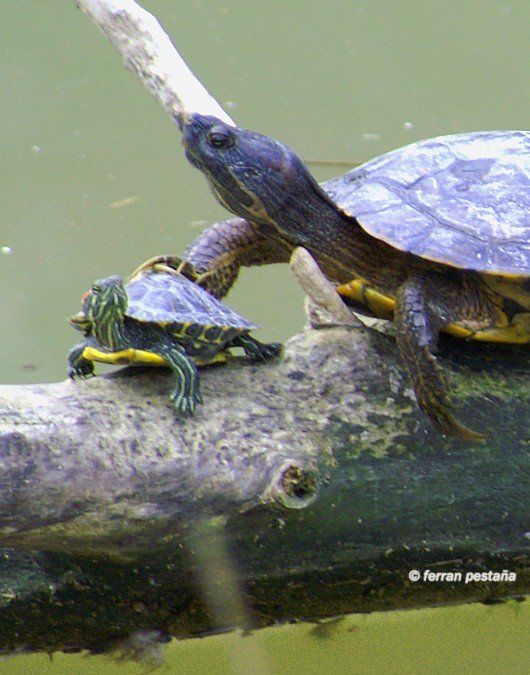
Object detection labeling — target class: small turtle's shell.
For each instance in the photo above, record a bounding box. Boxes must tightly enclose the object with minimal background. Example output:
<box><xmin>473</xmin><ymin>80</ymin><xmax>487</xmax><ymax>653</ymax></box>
<box><xmin>325</xmin><ymin>130</ymin><xmax>530</xmax><ymax>276</ymax></box>
<box><xmin>125</xmin><ymin>271</ymin><xmax>258</xmax><ymax>331</ymax></box>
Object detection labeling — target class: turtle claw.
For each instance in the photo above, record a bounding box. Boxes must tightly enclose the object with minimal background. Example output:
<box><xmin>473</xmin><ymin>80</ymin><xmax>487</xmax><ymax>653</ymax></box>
<box><xmin>68</xmin><ymin>362</ymin><xmax>95</xmax><ymax>380</ymax></box>
<box><xmin>129</xmin><ymin>255</ymin><xmax>199</xmax><ymax>282</ymax></box>
<box><xmin>169</xmin><ymin>386</ymin><xmax>203</xmax><ymax>416</ymax></box>
<box><xmin>428</xmin><ymin>403</ymin><xmax>486</xmax><ymax>443</ymax></box>
<box><xmin>67</xmin><ymin>343</ymin><xmax>95</xmax><ymax>380</ymax></box>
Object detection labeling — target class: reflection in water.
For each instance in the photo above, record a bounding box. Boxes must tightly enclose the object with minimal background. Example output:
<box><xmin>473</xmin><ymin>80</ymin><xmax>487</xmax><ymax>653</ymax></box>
<box><xmin>188</xmin><ymin>517</ymin><xmax>271</xmax><ymax>674</ymax></box>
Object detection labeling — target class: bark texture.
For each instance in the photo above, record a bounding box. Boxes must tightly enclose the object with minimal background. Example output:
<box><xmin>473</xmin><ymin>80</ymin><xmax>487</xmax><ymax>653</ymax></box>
<box><xmin>0</xmin><ymin>322</ymin><xmax>528</xmax><ymax>653</ymax></box>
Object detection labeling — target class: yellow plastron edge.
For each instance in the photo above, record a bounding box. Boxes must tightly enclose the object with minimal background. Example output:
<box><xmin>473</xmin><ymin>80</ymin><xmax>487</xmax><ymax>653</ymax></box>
<box><xmin>82</xmin><ymin>346</ymin><xmax>231</xmax><ymax>367</ymax></box>
<box><xmin>336</xmin><ymin>280</ymin><xmax>530</xmax><ymax>344</ymax></box>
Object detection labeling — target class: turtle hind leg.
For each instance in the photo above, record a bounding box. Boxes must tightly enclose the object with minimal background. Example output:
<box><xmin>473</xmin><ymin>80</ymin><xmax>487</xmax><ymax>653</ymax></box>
<box><xmin>395</xmin><ymin>276</ymin><xmax>485</xmax><ymax>442</ymax></box>
<box><xmin>232</xmin><ymin>334</ymin><xmax>283</xmax><ymax>362</ymax></box>
<box><xmin>158</xmin><ymin>344</ymin><xmax>203</xmax><ymax>416</ymax></box>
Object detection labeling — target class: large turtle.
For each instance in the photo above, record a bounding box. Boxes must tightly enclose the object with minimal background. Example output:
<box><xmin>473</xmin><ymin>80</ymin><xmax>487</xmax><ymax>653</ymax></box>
<box><xmin>68</xmin><ymin>269</ymin><xmax>282</xmax><ymax>415</ymax></box>
<box><xmin>175</xmin><ymin>114</ymin><xmax>529</xmax><ymax>439</ymax></box>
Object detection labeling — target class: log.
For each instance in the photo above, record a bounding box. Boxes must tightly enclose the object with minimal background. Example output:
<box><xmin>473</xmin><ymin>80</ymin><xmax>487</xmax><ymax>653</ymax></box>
<box><xmin>0</xmin><ymin>0</ymin><xmax>527</xmax><ymax>655</ymax></box>
<box><xmin>0</xmin><ymin>304</ymin><xmax>528</xmax><ymax>652</ymax></box>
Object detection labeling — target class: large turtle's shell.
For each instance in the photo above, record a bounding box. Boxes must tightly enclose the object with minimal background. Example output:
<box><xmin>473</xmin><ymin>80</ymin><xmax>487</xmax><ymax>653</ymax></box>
<box><xmin>324</xmin><ymin>130</ymin><xmax>530</xmax><ymax>276</ymax></box>
<box><xmin>125</xmin><ymin>271</ymin><xmax>257</xmax><ymax>331</ymax></box>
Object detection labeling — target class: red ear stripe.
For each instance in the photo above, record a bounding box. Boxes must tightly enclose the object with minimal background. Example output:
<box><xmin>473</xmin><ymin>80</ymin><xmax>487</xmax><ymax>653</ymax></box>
<box><xmin>81</xmin><ymin>290</ymin><xmax>92</xmax><ymax>303</ymax></box>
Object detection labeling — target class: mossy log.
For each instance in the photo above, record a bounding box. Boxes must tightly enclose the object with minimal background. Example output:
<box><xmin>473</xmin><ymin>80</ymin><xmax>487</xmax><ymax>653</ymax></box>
<box><xmin>0</xmin><ymin>316</ymin><xmax>528</xmax><ymax>653</ymax></box>
<box><xmin>0</xmin><ymin>0</ymin><xmax>526</xmax><ymax>656</ymax></box>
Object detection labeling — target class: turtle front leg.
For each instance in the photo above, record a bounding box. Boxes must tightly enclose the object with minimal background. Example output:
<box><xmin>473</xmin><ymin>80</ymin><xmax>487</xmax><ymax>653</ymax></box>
<box><xmin>231</xmin><ymin>335</ymin><xmax>283</xmax><ymax>362</ymax></box>
<box><xmin>67</xmin><ymin>340</ymin><xmax>95</xmax><ymax>379</ymax></box>
<box><xmin>132</xmin><ymin>218</ymin><xmax>291</xmax><ymax>299</ymax></box>
<box><xmin>183</xmin><ymin>218</ymin><xmax>292</xmax><ymax>298</ymax></box>
<box><xmin>394</xmin><ymin>276</ymin><xmax>485</xmax><ymax>442</ymax></box>
<box><xmin>158</xmin><ymin>344</ymin><xmax>203</xmax><ymax>416</ymax></box>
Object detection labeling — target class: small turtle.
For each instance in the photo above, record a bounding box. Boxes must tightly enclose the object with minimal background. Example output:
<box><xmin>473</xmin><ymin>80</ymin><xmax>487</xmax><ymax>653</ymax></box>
<box><xmin>68</xmin><ymin>270</ymin><xmax>281</xmax><ymax>415</ymax></box>
<box><xmin>179</xmin><ymin>114</ymin><xmax>530</xmax><ymax>440</ymax></box>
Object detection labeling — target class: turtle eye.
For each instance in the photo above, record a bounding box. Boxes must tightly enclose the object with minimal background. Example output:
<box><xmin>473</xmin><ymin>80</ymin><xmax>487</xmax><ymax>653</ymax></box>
<box><xmin>91</xmin><ymin>284</ymin><xmax>102</xmax><ymax>294</ymax></box>
<box><xmin>207</xmin><ymin>128</ymin><xmax>234</xmax><ymax>149</ymax></box>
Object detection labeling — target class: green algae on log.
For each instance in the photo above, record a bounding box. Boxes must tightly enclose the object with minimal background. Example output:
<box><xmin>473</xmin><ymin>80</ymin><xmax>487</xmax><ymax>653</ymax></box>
<box><xmin>0</xmin><ymin>317</ymin><xmax>528</xmax><ymax>653</ymax></box>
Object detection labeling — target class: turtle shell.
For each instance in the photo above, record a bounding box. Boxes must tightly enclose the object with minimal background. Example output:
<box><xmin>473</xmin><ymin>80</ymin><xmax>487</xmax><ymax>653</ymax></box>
<box><xmin>324</xmin><ymin>130</ymin><xmax>530</xmax><ymax>276</ymax></box>
<box><xmin>125</xmin><ymin>271</ymin><xmax>257</xmax><ymax>331</ymax></box>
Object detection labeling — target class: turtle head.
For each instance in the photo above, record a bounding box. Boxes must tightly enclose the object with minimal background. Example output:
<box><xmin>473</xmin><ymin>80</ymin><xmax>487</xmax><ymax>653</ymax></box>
<box><xmin>81</xmin><ymin>275</ymin><xmax>128</xmax><ymax>347</ymax></box>
<box><xmin>182</xmin><ymin>114</ymin><xmax>326</xmax><ymax>229</ymax></box>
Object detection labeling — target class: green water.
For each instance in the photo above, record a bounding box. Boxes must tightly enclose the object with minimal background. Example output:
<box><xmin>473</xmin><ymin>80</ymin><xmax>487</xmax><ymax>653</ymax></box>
<box><xmin>2</xmin><ymin>602</ymin><xmax>528</xmax><ymax>674</ymax></box>
<box><xmin>1</xmin><ymin>0</ymin><xmax>529</xmax><ymax>671</ymax></box>
<box><xmin>2</xmin><ymin>0</ymin><xmax>529</xmax><ymax>385</ymax></box>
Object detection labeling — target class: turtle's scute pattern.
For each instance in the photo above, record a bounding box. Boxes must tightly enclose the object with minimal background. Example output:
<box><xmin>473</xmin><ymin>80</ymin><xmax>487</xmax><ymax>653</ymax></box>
<box><xmin>178</xmin><ymin>115</ymin><xmax>530</xmax><ymax>438</ymax></box>
<box><xmin>68</xmin><ymin>270</ymin><xmax>282</xmax><ymax>417</ymax></box>
<box><xmin>126</xmin><ymin>271</ymin><xmax>258</xmax><ymax>330</ymax></box>
<box><xmin>326</xmin><ymin>130</ymin><xmax>530</xmax><ymax>275</ymax></box>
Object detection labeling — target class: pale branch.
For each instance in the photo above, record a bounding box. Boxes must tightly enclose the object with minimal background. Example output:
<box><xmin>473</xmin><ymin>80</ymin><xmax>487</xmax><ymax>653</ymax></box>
<box><xmin>75</xmin><ymin>0</ymin><xmax>235</xmax><ymax>125</ymax></box>
<box><xmin>291</xmin><ymin>247</ymin><xmax>364</xmax><ymax>328</ymax></box>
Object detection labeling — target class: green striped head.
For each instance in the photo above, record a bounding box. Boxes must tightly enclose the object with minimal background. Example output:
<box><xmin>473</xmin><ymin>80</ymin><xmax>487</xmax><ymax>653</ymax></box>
<box><xmin>83</xmin><ymin>275</ymin><xmax>128</xmax><ymax>349</ymax></box>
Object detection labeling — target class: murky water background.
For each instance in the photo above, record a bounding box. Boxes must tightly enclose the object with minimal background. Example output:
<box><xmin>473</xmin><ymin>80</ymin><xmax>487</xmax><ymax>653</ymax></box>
<box><xmin>1</xmin><ymin>1</ymin><xmax>528</xmax><ymax>672</ymax></box>
<box><xmin>2</xmin><ymin>0</ymin><xmax>529</xmax><ymax>385</ymax></box>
